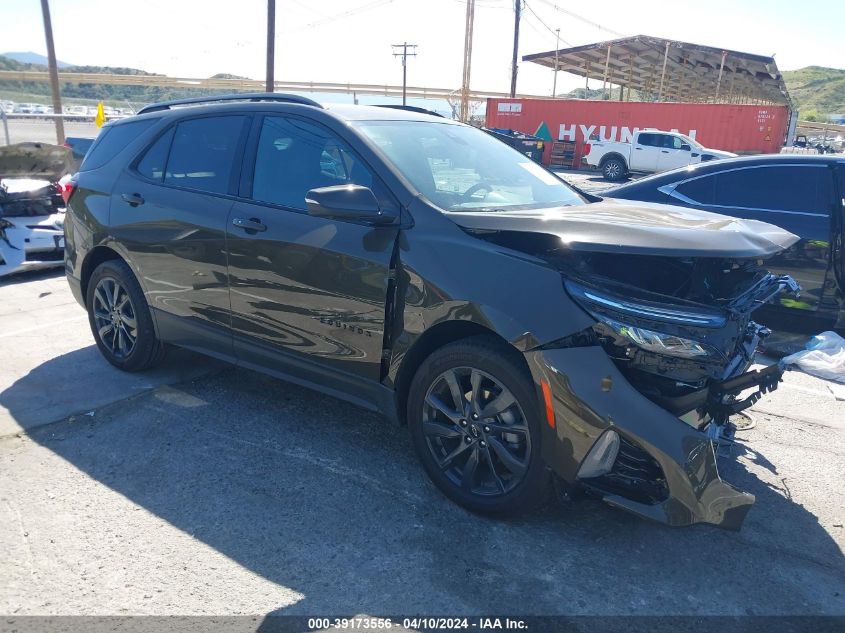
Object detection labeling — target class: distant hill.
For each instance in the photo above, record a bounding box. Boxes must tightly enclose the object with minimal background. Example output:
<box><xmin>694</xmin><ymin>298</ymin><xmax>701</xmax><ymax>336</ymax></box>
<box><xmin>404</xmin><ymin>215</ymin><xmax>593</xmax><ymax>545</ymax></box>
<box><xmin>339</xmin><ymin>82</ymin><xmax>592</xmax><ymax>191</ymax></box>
<box><xmin>782</xmin><ymin>66</ymin><xmax>845</xmax><ymax>116</ymax></box>
<box><xmin>1</xmin><ymin>54</ymin><xmax>843</xmax><ymax>118</ymax></box>
<box><xmin>2</xmin><ymin>51</ymin><xmax>72</xmax><ymax>68</ymax></box>
<box><xmin>0</xmin><ymin>55</ymin><xmax>240</xmax><ymax>105</ymax></box>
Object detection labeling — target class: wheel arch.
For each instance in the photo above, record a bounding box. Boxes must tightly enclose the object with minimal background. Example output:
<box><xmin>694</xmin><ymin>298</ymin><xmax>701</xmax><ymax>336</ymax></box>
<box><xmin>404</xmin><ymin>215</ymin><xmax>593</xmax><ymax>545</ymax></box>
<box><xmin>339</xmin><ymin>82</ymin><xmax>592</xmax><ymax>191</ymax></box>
<box><xmin>599</xmin><ymin>152</ymin><xmax>627</xmax><ymax>170</ymax></box>
<box><xmin>392</xmin><ymin>320</ymin><xmax>530</xmax><ymax>425</ymax></box>
<box><xmin>81</xmin><ymin>245</ymin><xmax>125</xmax><ymax>301</ymax></box>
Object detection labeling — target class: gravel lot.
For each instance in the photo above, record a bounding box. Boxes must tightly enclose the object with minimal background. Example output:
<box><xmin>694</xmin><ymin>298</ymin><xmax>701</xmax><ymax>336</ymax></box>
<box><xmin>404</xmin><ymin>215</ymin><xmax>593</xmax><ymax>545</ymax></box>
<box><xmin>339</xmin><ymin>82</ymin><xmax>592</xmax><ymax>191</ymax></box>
<box><xmin>0</xmin><ymin>269</ymin><xmax>843</xmax><ymax>618</ymax></box>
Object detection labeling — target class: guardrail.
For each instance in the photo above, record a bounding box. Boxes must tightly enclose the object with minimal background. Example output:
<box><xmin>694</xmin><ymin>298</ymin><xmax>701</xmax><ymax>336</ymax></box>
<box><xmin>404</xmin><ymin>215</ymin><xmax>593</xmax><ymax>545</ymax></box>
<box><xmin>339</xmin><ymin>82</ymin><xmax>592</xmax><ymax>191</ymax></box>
<box><xmin>0</xmin><ymin>69</ymin><xmax>544</xmax><ymax>101</ymax></box>
<box><xmin>0</xmin><ymin>113</ymin><xmax>130</xmax><ymax>121</ymax></box>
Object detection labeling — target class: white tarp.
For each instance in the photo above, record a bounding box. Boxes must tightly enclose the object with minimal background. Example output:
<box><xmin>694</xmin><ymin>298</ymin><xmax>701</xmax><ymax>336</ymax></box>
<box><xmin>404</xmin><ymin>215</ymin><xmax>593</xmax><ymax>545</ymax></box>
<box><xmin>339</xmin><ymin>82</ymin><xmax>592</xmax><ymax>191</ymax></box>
<box><xmin>782</xmin><ymin>331</ymin><xmax>845</xmax><ymax>399</ymax></box>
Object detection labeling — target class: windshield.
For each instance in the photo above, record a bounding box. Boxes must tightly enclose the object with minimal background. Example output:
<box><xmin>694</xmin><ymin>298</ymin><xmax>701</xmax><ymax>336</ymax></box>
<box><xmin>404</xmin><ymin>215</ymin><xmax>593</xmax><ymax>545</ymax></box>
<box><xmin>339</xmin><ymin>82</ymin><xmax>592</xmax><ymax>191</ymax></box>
<box><xmin>353</xmin><ymin>120</ymin><xmax>586</xmax><ymax>212</ymax></box>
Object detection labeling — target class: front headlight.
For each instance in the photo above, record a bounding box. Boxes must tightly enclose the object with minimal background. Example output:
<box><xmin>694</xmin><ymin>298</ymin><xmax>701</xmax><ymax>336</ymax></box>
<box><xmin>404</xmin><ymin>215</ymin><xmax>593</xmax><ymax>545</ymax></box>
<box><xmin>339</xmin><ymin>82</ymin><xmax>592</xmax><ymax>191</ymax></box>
<box><xmin>600</xmin><ymin>315</ymin><xmax>714</xmax><ymax>359</ymax></box>
<box><xmin>564</xmin><ymin>280</ymin><xmax>721</xmax><ymax>359</ymax></box>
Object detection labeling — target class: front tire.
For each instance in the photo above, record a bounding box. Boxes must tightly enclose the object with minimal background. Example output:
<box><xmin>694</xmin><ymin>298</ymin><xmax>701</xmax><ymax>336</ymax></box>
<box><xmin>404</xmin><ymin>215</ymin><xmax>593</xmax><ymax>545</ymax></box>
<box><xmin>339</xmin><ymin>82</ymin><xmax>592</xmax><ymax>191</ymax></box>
<box><xmin>86</xmin><ymin>259</ymin><xmax>166</xmax><ymax>372</ymax></box>
<box><xmin>602</xmin><ymin>156</ymin><xmax>627</xmax><ymax>181</ymax></box>
<box><xmin>408</xmin><ymin>336</ymin><xmax>552</xmax><ymax>515</ymax></box>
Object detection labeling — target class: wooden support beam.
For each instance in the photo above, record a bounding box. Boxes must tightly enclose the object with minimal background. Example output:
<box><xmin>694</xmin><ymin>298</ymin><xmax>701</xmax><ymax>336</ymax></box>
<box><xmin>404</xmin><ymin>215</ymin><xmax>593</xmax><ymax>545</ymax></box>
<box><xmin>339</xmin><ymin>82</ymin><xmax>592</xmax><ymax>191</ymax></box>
<box><xmin>602</xmin><ymin>45</ymin><xmax>612</xmax><ymax>99</ymax></box>
<box><xmin>657</xmin><ymin>41</ymin><xmax>669</xmax><ymax>100</ymax></box>
<box><xmin>715</xmin><ymin>51</ymin><xmax>727</xmax><ymax>100</ymax></box>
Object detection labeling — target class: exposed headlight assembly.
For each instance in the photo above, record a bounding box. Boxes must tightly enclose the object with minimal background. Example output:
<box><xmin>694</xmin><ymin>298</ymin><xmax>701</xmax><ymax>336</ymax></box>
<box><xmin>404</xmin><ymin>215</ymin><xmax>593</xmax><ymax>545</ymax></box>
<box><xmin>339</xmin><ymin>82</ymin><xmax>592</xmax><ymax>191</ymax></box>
<box><xmin>564</xmin><ymin>280</ymin><xmax>721</xmax><ymax>359</ymax></box>
<box><xmin>600</xmin><ymin>315</ymin><xmax>715</xmax><ymax>359</ymax></box>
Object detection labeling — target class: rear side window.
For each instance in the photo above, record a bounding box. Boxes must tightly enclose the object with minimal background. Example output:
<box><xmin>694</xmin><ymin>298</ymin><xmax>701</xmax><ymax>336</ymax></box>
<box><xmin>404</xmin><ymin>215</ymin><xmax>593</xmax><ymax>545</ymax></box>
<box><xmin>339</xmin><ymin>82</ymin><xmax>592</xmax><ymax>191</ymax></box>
<box><xmin>675</xmin><ymin>175</ymin><xmax>715</xmax><ymax>205</ymax></box>
<box><xmin>136</xmin><ymin>128</ymin><xmax>174</xmax><ymax>181</ymax></box>
<box><xmin>637</xmin><ymin>133</ymin><xmax>656</xmax><ymax>147</ymax></box>
<box><xmin>164</xmin><ymin>116</ymin><xmax>247</xmax><ymax>195</ymax></box>
<box><xmin>80</xmin><ymin>119</ymin><xmax>157</xmax><ymax>171</ymax></box>
<box><xmin>714</xmin><ymin>166</ymin><xmax>829</xmax><ymax>214</ymax></box>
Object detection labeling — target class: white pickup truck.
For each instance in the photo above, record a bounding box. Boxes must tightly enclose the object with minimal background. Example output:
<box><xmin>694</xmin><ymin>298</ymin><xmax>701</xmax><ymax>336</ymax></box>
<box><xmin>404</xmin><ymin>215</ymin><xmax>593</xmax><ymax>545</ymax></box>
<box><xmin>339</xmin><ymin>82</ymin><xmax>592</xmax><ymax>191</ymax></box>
<box><xmin>582</xmin><ymin>129</ymin><xmax>736</xmax><ymax>181</ymax></box>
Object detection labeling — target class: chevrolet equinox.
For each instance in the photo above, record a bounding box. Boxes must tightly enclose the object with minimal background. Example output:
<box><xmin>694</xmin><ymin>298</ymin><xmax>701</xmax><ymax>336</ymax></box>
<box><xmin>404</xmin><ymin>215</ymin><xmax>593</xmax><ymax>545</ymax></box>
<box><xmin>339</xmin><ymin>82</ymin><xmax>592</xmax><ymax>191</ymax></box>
<box><xmin>65</xmin><ymin>93</ymin><xmax>800</xmax><ymax>530</ymax></box>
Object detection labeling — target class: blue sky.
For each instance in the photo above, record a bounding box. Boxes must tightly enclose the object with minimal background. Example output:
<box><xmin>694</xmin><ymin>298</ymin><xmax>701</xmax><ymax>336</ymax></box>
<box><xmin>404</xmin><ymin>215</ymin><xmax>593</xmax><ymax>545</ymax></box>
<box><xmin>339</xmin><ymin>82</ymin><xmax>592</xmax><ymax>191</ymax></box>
<box><xmin>2</xmin><ymin>0</ymin><xmax>843</xmax><ymax>99</ymax></box>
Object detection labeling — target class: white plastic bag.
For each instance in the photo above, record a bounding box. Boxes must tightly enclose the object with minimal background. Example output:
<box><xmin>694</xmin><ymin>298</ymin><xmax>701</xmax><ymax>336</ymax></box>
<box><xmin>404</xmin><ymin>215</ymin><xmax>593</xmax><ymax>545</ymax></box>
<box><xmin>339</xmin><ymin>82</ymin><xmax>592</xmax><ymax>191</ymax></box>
<box><xmin>782</xmin><ymin>331</ymin><xmax>845</xmax><ymax>384</ymax></box>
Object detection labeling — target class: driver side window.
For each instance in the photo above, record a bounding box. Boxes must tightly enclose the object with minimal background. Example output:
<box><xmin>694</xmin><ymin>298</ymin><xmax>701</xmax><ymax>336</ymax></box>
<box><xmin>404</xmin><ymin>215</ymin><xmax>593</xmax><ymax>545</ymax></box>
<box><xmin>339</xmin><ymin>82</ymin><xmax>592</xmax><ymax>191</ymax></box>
<box><xmin>250</xmin><ymin>116</ymin><xmax>378</xmax><ymax>211</ymax></box>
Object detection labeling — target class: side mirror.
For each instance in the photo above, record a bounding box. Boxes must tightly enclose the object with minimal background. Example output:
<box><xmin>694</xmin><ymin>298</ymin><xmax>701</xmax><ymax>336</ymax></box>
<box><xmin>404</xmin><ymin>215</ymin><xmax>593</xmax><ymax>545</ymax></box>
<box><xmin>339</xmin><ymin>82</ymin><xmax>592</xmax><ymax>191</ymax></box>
<box><xmin>305</xmin><ymin>184</ymin><xmax>396</xmax><ymax>225</ymax></box>
<box><xmin>680</xmin><ymin>143</ymin><xmax>692</xmax><ymax>151</ymax></box>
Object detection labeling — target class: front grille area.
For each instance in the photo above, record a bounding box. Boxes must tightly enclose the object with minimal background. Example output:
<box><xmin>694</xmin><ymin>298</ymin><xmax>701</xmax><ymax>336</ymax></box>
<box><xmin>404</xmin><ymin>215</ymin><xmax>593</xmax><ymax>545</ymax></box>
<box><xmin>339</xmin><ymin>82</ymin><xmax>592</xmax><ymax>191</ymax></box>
<box><xmin>590</xmin><ymin>436</ymin><xmax>669</xmax><ymax>504</ymax></box>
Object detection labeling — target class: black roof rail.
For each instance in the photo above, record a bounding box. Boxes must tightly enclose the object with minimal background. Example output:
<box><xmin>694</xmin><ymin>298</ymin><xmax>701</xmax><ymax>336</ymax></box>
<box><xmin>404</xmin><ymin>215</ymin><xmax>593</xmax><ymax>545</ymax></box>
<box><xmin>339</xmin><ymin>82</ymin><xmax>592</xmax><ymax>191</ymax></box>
<box><xmin>137</xmin><ymin>92</ymin><xmax>322</xmax><ymax>115</ymax></box>
<box><xmin>373</xmin><ymin>104</ymin><xmax>445</xmax><ymax>118</ymax></box>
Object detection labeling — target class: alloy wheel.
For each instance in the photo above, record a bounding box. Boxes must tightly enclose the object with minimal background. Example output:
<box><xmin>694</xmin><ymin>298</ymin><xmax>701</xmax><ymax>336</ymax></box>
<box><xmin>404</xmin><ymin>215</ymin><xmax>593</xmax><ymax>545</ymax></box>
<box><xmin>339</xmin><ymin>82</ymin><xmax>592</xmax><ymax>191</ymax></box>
<box><xmin>422</xmin><ymin>367</ymin><xmax>531</xmax><ymax>496</ymax></box>
<box><xmin>92</xmin><ymin>277</ymin><xmax>138</xmax><ymax>359</ymax></box>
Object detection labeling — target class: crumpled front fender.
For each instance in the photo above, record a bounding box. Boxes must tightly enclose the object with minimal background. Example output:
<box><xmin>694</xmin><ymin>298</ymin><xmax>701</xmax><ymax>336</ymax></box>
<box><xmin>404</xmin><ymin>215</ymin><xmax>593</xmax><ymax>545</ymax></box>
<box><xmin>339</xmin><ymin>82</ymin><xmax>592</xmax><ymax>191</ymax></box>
<box><xmin>524</xmin><ymin>346</ymin><xmax>754</xmax><ymax>530</ymax></box>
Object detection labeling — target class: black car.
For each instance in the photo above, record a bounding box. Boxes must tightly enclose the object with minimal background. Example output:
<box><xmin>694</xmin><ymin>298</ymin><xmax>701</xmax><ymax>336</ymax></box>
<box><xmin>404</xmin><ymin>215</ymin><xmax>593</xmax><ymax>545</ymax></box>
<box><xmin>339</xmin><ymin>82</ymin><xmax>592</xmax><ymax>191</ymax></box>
<box><xmin>64</xmin><ymin>93</ymin><xmax>800</xmax><ymax>530</ymax></box>
<box><xmin>605</xmin><ymin>154</ymin><xmax>845</xmax><ymax>329</ymax></box>
<box><xmin>63</xmin><ymin>136</ymin><xmax>95</xmax><ymax>170</ymax></box>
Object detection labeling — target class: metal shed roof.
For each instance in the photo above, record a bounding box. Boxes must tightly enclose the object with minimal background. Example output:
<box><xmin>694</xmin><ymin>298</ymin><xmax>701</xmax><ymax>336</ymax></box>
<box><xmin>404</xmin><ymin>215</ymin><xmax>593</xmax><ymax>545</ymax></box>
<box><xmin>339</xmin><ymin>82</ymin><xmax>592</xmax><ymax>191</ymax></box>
<box><xmin>522</xmin><ymin>35</ymin><xmax>791</xmax><ymax>107</ymax></box>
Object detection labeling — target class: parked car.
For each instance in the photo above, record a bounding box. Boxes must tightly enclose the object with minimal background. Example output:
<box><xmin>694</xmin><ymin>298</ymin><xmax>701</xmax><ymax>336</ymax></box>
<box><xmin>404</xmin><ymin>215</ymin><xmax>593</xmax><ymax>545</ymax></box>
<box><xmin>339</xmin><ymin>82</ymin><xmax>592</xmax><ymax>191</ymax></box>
<box><xmin>64</xmin><ymin>105</ymin><xmax>89</xmax><ymax>118</ymax></box>
<box><xmin>12</xmin><ymin>103</ymin><xmax>38</xmax><ymax>114</ymax></box>
<box><xmin>63</xmin><ymin>136</ymin><xmax>95</xmax><ymax>170</ymax></box>
<box><xmin>483</xmin><ymin>127</ymin><xmax>544</xmax><ymax>163</ymax></box>
<box><xmin>605</xmin><ymin>154</ymin><xmax>845</xmax><ymax>329</ymax></box>
<box><xmin>64</xmin><ymin>93</ymin><xmax>800</xmax><ymax>530</ymax></box>
<box><xmin>0</xmin><ymin>143</ymin><xmax>72</xmax><ymax>277</ymax></box>
<box><xmin>583</xmin><ymin>129</ymin><xmax>736</xmax><ymax>181</ymax></box>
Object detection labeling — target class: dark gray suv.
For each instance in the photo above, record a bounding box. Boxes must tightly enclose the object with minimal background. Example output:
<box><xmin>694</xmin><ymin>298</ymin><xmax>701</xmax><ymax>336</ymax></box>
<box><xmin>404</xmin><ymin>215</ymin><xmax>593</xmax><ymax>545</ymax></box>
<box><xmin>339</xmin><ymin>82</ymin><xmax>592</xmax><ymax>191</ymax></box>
<box><xmin>64</xmin><ymin>93</ymin><xmax>800</xmax><ymax>530</ymax></box>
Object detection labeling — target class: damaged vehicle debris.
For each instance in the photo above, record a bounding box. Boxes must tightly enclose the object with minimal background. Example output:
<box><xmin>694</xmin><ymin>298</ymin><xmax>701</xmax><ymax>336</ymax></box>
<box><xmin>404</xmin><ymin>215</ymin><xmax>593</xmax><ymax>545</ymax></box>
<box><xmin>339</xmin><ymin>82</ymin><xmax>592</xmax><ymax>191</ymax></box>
<box><xmin>0</xmin><ymin>142</ymin><xmax>73</xmax><ymax>277</ymax></box>
<box><xmin>64</xmin><ymin>95</ymin><xmax>800</xmax><ymax>531</ymax></box>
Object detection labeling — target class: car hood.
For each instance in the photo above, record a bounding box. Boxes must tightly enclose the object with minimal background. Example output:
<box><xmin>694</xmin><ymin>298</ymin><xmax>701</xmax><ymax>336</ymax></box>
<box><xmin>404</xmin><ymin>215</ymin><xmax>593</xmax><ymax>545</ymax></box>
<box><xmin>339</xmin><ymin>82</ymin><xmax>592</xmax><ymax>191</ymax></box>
<box><xmin>701</xmin><ymin>148</ymin><xmax>737</xmax><ymax>158</ymax></box>
<box><xmin>449</xmin><ymin>198</ymin><xmax>799</xmax><ymax>258</ymax></box>
<box><xmin>0</xmin><ymin>142</ymin><xmax>74</xmax><ymax>181</ymax></box>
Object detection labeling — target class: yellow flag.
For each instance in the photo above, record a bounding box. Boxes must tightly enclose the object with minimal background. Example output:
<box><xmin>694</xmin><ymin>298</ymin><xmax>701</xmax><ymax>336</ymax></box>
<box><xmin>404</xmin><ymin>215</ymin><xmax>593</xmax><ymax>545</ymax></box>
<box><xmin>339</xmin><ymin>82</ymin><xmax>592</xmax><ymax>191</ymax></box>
<box><xmin>94</xmin><ymin>101</ymin><xmax>106</xmax><ymax>128</ymax></box>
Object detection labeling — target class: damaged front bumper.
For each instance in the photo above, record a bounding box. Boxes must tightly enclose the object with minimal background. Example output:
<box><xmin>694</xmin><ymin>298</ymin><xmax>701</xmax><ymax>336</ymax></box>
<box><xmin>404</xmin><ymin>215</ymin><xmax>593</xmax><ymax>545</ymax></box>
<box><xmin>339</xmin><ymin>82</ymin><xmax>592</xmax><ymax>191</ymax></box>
<box><xmin>525</xmin><ymin>346</ymin><xmax>783</xmax><ymax>530</ymax></box>
<box><xmin>0</xmin><ymin>214</ymin><xmax>65</xmax><ymax>277</ymax></box>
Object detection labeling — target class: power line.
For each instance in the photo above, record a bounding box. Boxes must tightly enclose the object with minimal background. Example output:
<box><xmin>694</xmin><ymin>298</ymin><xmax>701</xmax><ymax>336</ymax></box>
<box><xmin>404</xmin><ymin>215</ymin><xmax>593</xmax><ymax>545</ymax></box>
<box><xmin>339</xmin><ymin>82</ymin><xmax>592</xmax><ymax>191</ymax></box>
<box><xmin>534</xmin><ymin>0</ymin><xmax>624</xmax><ymax>37</ymax></box>
<box><xmin>392</xmin><ymin>42</ymin><xmax>417</xmax><ymax>106</ymax></box>
<box><xmin>522</xmin><ymin>1</ymin><xmax>571</xmax><ymax>46</ymax></box>
<box><xmin>520</xmin><ymin>12</ymin><xmax>555</xmax><ymax>44</ymax></box>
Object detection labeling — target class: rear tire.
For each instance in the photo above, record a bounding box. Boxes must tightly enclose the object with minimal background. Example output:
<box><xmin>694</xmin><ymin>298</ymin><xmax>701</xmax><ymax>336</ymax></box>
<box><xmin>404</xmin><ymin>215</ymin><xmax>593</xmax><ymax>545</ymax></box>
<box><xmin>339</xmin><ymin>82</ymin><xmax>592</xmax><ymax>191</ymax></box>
<box><xmin>602</xmin><ymin>156</ymin><xmax>627</xmax><ymax>181</ymax></box>
<box><xmin>408</xmin><ymin>336</ymin><xmax>552</xmax><ymax>515</ymax></box>
<box><xmin>86</xmin><ymin>259</ymin><xmax>166</xmax><ymax>372</ymax></box>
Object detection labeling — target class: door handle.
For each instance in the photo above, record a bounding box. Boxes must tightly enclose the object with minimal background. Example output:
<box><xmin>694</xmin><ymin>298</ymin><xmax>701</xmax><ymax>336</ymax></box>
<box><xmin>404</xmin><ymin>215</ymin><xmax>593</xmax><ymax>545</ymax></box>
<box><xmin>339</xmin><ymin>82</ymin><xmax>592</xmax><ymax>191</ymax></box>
<box><xmin>232</xmin><ymin>217</ymin><xmax>267</xmax><ymax>233</ymax></box>
<box><xmin>661</xmin><ymin>150</ymin><xmax>670</xmax><ymax>153</ymax></box>
<box><xmin>634</xmin><ymin>147</ymin><xmax>643</xmax><ymax>150</ymax></box>
<box><xmin>121</xmin><ymin>193</ymin><xmax>145</xmax><ymax>207</ymax></box>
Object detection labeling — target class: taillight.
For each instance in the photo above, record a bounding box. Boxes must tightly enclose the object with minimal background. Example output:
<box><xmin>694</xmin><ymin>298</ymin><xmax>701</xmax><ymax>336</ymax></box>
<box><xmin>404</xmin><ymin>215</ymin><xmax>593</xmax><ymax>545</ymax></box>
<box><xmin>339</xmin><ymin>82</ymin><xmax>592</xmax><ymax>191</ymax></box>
<box><xmin>58</xmin><ymin>175</ymin><xmax>77</xmax><ymax>205</ymax></box>
<box><xmin>584</xmin><ymin>143</ymin><xmax>591</xmax><ymax>155</ymax></box>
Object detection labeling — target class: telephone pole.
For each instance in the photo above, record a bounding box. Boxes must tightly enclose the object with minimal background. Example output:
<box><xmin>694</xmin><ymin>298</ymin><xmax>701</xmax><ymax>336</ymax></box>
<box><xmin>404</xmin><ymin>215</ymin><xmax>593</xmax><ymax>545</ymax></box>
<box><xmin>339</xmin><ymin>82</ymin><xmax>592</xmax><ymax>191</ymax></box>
<box><xmin>265</xmin><ymin>0</ymin><xmax>275</xmax><ymax>92</ymax></box>
<box><xmin>509</xmin><ymin>0</ymin><xmax>520</xmax><ymax>98</ymax></box>
<box><xmin>39</xmin><ymin>0</ymin><xmax>64</xmax><ymax>145</ymax></box>
<box><xmin>392</xmin><ymin>42</ymin><xmax>417</xmax><ymax>106</ymax></box>
<box><xmin>460</xmin><ymin>0</ymin><xmax>476</xmax><ymax>122</ymax></box>
<box><xmin>552</xmin><ymin>28</ymin><xmax>560</xmax><ymax>97</ymax></box>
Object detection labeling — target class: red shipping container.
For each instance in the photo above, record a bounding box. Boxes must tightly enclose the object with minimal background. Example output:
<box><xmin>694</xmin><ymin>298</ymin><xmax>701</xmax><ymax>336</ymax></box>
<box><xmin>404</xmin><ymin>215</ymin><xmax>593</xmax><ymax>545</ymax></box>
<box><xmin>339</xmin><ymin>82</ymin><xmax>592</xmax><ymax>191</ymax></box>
<box><xmin>486</xmin><ymin>99</ymin><xmax>789</xmax><ymax>167</ymax></box>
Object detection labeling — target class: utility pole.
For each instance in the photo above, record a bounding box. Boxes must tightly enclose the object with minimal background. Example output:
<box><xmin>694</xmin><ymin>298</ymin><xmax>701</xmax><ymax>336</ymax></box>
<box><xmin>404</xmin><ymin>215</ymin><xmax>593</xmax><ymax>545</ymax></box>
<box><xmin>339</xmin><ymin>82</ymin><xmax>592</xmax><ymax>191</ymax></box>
<box><xmin>392</xmin><ymin>42</ymin><xmax>417</xmax><ymax>106</ymax></box>
<box><xmin>552</xmin><ymin>28</ymin><xmax>560</xmax><ymax>97</ymax></box>
<box><xmin>460</xmin><ymin>0</ymin><xmax>476</xmax><ymax>122</ymax></box>
<box><xmin>509</xmin><ymin>0</ymin><xmax>520</xmax><ymax>98</ymax></box>
<box><xmin>265</xmin><ymin>0</ymin><xmax>275</xmax><ymax>92</ymax></box>
<box><xmin>39</xmin><ymin>0</ymin><xmax>64</xmax><ymax>145</ymax></box>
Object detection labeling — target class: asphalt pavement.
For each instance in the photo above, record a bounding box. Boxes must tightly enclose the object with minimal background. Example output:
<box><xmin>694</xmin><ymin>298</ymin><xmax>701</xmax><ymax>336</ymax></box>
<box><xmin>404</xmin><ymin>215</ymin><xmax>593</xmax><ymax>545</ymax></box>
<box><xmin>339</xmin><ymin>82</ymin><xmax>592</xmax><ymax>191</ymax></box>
<box><xmin>0</xmin><ymin>269</ymin><xmax>843</xmax><ymax>617</ymax></box>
